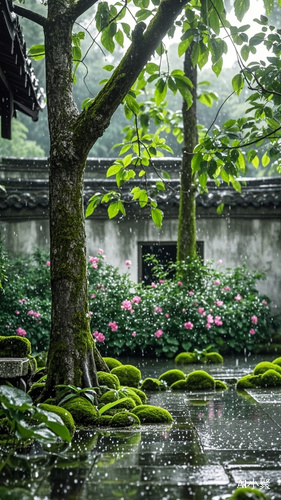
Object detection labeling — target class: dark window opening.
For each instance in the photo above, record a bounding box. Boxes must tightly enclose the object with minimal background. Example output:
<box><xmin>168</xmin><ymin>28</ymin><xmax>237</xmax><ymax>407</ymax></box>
<box><xmin>138</xmin><ymin>241</ymin><xmax>204</xmax><ymax>285</ymax></box>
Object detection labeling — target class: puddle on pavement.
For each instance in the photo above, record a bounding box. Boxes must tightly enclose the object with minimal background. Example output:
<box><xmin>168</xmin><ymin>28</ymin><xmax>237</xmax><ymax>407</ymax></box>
<box><xmin>1</xmin><ymin>355</ymin><xmax>281</xmax><ymax>499</ymax></box>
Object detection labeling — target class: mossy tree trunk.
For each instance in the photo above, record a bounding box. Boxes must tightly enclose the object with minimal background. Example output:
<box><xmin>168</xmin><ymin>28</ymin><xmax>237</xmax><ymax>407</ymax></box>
<box><xmin>14</xmin><ymin>0</ymin><xmax>189</xmax><ymax>396</ymax></box>
<box><xmin>177</xmin><ymin>43</ymin><xmax>198</xmax><ymax>262</ymax></box>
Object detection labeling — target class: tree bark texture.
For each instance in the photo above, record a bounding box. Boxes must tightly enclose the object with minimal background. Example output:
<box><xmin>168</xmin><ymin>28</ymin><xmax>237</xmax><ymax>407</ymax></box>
<box><xmin>177</xmin><ymin>43</ymin><xmax>198</xmax><ymax>262</ymax></box>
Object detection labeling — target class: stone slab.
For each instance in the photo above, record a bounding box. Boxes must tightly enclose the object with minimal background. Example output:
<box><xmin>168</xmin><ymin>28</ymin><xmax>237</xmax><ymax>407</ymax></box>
<box><xmin>0</xmin><ymin>357</ymin><xmax>29</xmax><ymax>377</ymax></box>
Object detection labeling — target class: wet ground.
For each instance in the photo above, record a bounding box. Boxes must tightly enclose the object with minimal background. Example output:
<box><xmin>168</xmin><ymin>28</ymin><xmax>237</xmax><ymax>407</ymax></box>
<box><xmin>1</xmin><ymin>355</ymin><xmax>281</xmax><ymax>499</ymax></box>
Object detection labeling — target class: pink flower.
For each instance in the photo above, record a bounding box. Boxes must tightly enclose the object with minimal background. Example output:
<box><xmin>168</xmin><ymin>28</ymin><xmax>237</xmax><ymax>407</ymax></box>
<box><xmin>214</xmin><ymin>316</ymin><xmax>223</xmax><ymax>326</ymax></box>
<box><xmin>214</xmin><ymin>300</ymin><xmax>223</xmax><ymax>307</ymax></box>
<box><xmin>207</xmin><ymin>314</ymin><xmax>214</xmax><ymax>324</ymax></box>
<box><xmin>251</xmin><ymin>315</ymin><xmax>258</xmax><ymax>325</ymax></box>
<box><xmin>89</xmin><ymin>256</ymin><xmax>99</xmax><ymax>263</ymax></box>
<box><xmin>151</xmin><ymin>283</ymin><xmax>156</xmax><ymax>288</ymax></box>
<box><xmin>154</xmin><ymin>306</ymin><xmax>162</xmax><ymax>313</ymax></box>
<box><xmin>91</xmin><ymin>294</ymin><xmax>96</xmax><ymax>299</ymax></box>
<box><xmin>262</xmin><ymin>300</ymin><xmax>268</xmax><ymax>306</ymax></box>
<box><xmin>86</xmin><ymin>311</ymin><xmax>93</xmax><ymax>318</ymax></box>
<box><xmin>178</xmin><ymin>281</ymin><xmax>183</xmax><ymax>286</ymax></box>
<box><xmin>109</xmin><ymin>321</ymin><xmax>118</xmax><ymax>331</ymax></box>
<box><xmin>96</xmin><ymin>333</ymin><xmax>105</xmax><ymax>342</ymax></box>
<box><xmin>194</xmin><ymin>302</ymin><xmax>198</xmax><ymax>306</ymax></box>
<box><xmin>27</xmin><ymin>310</ymin><xmax>34</xmax><ymax>316</ymax></box>
<box><xmin>198</xmin><ymin>307</ymin><xmax>205</xmax><ymax>315</ymax></box>
<box><xmin>165</xmin><ymin>313</ymin><xmax>170</xmax><ymax>318</ymax></box>
<box><xmin>125</xmin><ymin>260</ymin><xmax>131</xmax><ymax>266</ymax></box>
<box><xmin>188</xmin><ymin>290</ymin><xmax>194</xmax><ymax>295</ymax></box>
<box><xmin>93</xmin><ymin>330</ymin><xmax>99</xmax><ymax>338</ymax></box>
<box><xmin>46</xmin><ymin>260</ymin><xmax>50</xmax><ymax>266</ymax></box>
<box><xmin>132</xmin><ymin>296</ymin><xmax>141</xmax><ymax>304</ymax></box>
<box><xmin>33</xmin><ymin>312</ymin><xmax>41</xmax><ymax>319</ymax></box>
<box><xmin>132</xmin><ymin>331</ymin><xmax>137</xmax><ymax>337</ymax></box>
<box><xmin>98</xmin><ymin>249</ymin><xmax>104</xmax><ymax>255</ymax></box>
<box><xmin>159</xmin><ymin>279</ymin><xmax>164</xmax><ymax>284</ymax></box>
<box><xmin>249</xmin><ymin>328</ymin><xmax>255</xmax><ymax>335</ymax></box>
<box><xmin>91</xmin><ymin>262</ymin><xmax>98</xmax><ymax>269</ymax></box>
<box><xmin>205</xmin><ymin>323</ymin><xmax>212</xmax><ymax>329</ymax></box>
<box><xmin>223</xmin><ymin>286</ymin><xmax>230</xmax><ymax>291</ymax></box>
<box><xmin>217</xmin><ymin>259</ymin><xmax>223</xmax><ymax>264</ymax></box>
<box><xmin>235</xmin><ymin>294</ymin><xmax>242</xmax><ymax>302</ymax></box>
<box><xmin>184</xmin><ymin>321</ymin><xmax>193</xmax><ymax>330</ymax></box>
<box><xmin>154</xmin><ymin>329</ymin><xmax>163</xmax><ymax>338</ymax></box>
<box><xmin>15</xmin><ymin>310</ymin><xmax>20</xmax><ymax>315</ymax></box>
<box><xmin>18</xmin><ymin>298</ymin><xmax>26</xmax><ymax>304</ymax></box>
<box><xmin>121</xmin><ymin>300</ymin><xmax>133</xmax><ymax>311</ymax></box>
<box><xmin>16</xmin><ymin>327</ymin><xmax>27</xmax><ymax>337</ymax></box>
<box><xmin>214</xmin><ymin>279</ymin><xmax>220</xmax><ymax>285</ymax></box>
<box><xmin>182</xmin><ymin>308</ymin><xmax>186</xmax><ymax>313</ymax></box>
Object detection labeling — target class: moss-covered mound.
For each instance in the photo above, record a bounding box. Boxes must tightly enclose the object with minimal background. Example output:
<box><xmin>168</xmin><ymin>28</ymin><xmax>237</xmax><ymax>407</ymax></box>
<box><xmin>0</xmin><ymin>335</ymin><xmax>31</xmax><ymax>358</ymax></box>
<box><xmin>158</xmin><ymin>369</ymin><xmax>186</xmax><ymax>387</ymax></box>
<box><xmin>99</xmin><ymin>397</ymin><xmax>136</xmax><ymax>415</ymax></box>
<box><xmin>227</xmin><ymin>486</ymin><xmax>270</xmax><ymax>499</ymax></box>
<box><xmin>98</xmin><ymin>415</ymin><xmax>113</xmax><ymax>427</ymax></box>
<box><xmin>27</xmin><ymin>382</ymin><xmax>45</xmax><ymax>401</ymax></box>
<box><xmin>272</xmin><ymin>356</ymin><xmax>281</xmax><ymax>366</ymax></box>
<box><xmin>253</xmin><ymin>361</ymin><xmax>281</xmax><ymax>375</ymax></box>
<box><xmin>111</xmin><ymin>412</ymin><xmax>140</xmax><ymax>427</ymax></box>
<box><xmin>102</xmin><ymin>357</ymin><xmax>122</xmax><ymax>370</ymax></box>
<box><xmin>204</xmin><ymin>352</ymin><xmax>224</xmax><ymax>364</ymax></box>
<box><xmin>214</xmin><ymin>379</ymin><xmax>228</xmax><ymax>391</ymax></box>
<box><xmin>174</xmin><ymin>352</ymin><xmax>197</xmax><ymax>365</ymax></box>
<box><xmin>39</xmin><ymin>403</ymin><xmax>76</xmax><ymax>436</ymax></box>
<box><xmin>185</xmin><ymin>370</ymin><xmax>215</xmax><ymax>391</ymax></box>
<box><xmin>260</xmin><ymin>369</ymin><xmax>281</xmax><ymax>387</ymax></box>
<box><xmin>236</xmin><ymin>374</ymin><xmax>262</xmax><ymax>390</ymax></box>
<box><xmin>132</xmin><ymin>404</ymin><xmax>173</xmax><ymax>424</ymax></box>
<box><xmin>127</xmin><ymin>387</ymin><xmax>147</xmax><ymax>404</ymax></box>
<box><xmin>99</xmin><ymin>389</ymin><xmax>141</xmax><ymax>406</ymax></box>
<box><xmin>140</xmin><ymin>377</ymin><xmax>163</xmax><ymax>391</ymax></box>
<box><xmin>111</xmin><ymin>365</ymin><xmax>141</xmax><ymax>388</ymax></box>
<box><xmin>170</xmin><ymin>379</ymin><xmax>189</xmax><ymax>390</ymax></box>
<box><xmin>62</xmin><ymin>397</ymin><xmax>99</xmax><ymax>427</ymax></box>
<box><xmin>97</xmin><ymin>371</ymin><xmax>120</xmax><ymax>390</ymax></box>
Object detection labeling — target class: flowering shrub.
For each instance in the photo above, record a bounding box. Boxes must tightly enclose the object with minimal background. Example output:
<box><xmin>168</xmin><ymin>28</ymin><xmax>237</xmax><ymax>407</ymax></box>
<box><xmin>0</xmin><ymin>241</ymin><xmax>278</xmax><ymax>357</ymax></box>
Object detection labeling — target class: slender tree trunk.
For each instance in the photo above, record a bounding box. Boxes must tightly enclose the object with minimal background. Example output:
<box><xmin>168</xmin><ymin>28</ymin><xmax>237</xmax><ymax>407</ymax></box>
<box><xmin>177</xmin><ymin>43</ymin><xmax>198</xmax><ymax>262</ymax></box>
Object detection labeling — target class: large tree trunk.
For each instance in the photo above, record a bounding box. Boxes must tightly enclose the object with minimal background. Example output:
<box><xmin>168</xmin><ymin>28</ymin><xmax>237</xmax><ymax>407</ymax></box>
<box><xmin>177</xmin><ymin>43</ymin><xmax>198</xmax><ymax>262</ymax></box>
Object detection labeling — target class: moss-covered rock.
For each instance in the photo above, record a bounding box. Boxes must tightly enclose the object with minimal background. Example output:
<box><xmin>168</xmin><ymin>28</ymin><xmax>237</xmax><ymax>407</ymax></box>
<box><xmin>253</xmin><ymin>361</ymin><xmax>281</xmax><ymax>375</ymax></box>
<box><xmin>140</xmin><ymin>377</ymin><xmax>162</xmax><ymax>391</ymax></box>
<box><xmin>174</xmin><ymin>352</ymin><xmax>197</xmax><ymax>365</ymax></box>
<box><xmin>272</xmin><ymin>356</ymin><xmax>281</xmax><ymax>366</ymax></box>
<box><xmin>204</xmin><ymin>352</ymin><xmax>224</xmax><ymax>364</ymax></box>
<box><xmin>0</xmin><ymin>335</ymin><xmax>31</xmax><ymax>358</ymax></box>
<box><xmin>170</xmin><ymin>379</ymin><xmax>189</xmax><ymax>390</ymax></box>
<box><xmin>111</xmin><ymin>412</ymin><xmax>140</xmax><ymax>427</ymax></box>
<box><xmin>27</xmin><ymin>382</ymin><xmax>45</xmax><ymax>401</ymax></box>
<box><xmin>132</xmin><ymin>404</ymin><xmax>173</xmax><ymax>424</ymax></box>
<box><xmin>214</xmin><ymin>379</ymin><xmax>228</xmax><ymax>391</ymax></box>
<box><xmin>127</xmin><ymin>387</ymin><xmax>147</xmax><ymax>404</ymax></box>
<box><xmin>185</xmin><ymin>370</ymin><xmax>215</xmax><ymax>391</ymax></box>
<box><xmin>98</xmin><ymin>415</ymin><xmax>113</xmax><ymax>426</ymax></box>
<box><xmin>99</xmin><ymin>397</ymin><xmax>136</xmax><ymax>415</ymax></box>
<box><xmin>39</xmin><ymin>403</ymin><xmax>76</xmax><ymax>437</ymax></box>
<box><xmin>158</xmin><ymin>369</ymin><xmax>186</xmax><ymax>387</ymax></box>
<box><xmin>260</xmin><ymin>369</ymin><xmax>281</xmax><ymax>388</ymax></box>
<box><xmin>227</xmin><ymin>486</ymin><xmax>270</xmax><ymax>499</ymax></box>
<box><xmin>62</xmin><ymin>397</ymin><xmax>99</xmax><ymax>427</ymax></box>
<box><xmin>97</xmin><ymin>371</ymin><xmax>120</xmax><ymax>390</ymax></box>
<box><xmin>103</xmin><ymin>357</ymin><xmax>122</xmax><ymax>370</ymax></box>
<box><xmin>111</xmin><ymin>365</ymin><xmax>141</xmax><ymax>388</ymax></box>
<box><xmin>236</xmin><ymin>374</ymin><xmax>262</xmax><ymax>390</ymax></box>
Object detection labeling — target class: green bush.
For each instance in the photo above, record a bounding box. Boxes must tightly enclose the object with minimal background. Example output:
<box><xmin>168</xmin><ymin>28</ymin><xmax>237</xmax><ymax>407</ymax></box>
<box><xmin>0</xmin><ymin>246</ymin><xmax>278</xmax><ymax>357</ymax></box>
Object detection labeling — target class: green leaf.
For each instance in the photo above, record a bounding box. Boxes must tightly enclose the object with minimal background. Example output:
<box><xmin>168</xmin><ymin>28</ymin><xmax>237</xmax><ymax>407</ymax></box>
<box><xmin>252</xmin><ymin>155</ymin><xmax>259</xmax><ymax>168</ymax></box>
<box><xmin>178</xmin><ymin>36</ymin><xmax>192</xmax><ymax>57</ymax></box>
<box><xmin>108</xmin><ymin>202</ymin><xmax>120</xmax><ymax>219</ymax></box>
<box><xmin>217</xmin><ymin>202</ymin><xmax>224</xmax><ymax>215</ymax></box>
<box><xmin>85</xmin><ymin>193</ymin><xmax>102</xmax><ymax>217</ymax></box>
<box><xmin>36</xmin><ymin>410</ymin><xmax>71</xmax><ymax>442</ymax></box>
<box><xmin>125</xmin><ymin>95</ymin><xmax>140</xmax><ymax>115</ymax></box>
<box><xmin>151</xmin><ymin>208</ymin><xmax>163</xmax><ymax>228</ymax></box>
<box><xmin>101</xmin><ymin>24</ymin><xmax>116</xmax><ymax>53</ymax></box>
<box><xmin>232</xmin><ymin>73</ymin><xmax>244</xmax><ymax>95</ymax></box>
<box><xmin>234</xmin><ymin>0</ymin><xmax>250</xmax><ymax>21</ymax></box>
<box><xmin>155</xmin><ymin>78</ymin><xmax>167</xmax><ymax>106</ymax></box>
<box><xmin>241</xmin><ymin>44</ymin><xmax>250</xmax><ymax>61</ymax></box>
<box><xmin>28</xmin><ymin>44</ymin><xmax>45</xmax><ymax>60</ymax></box>
<box><xmin>107</xmin><ymin>164</ymin><xmax>123</xmax><ymax>177</ymax></box>
<box><xmin>262</xmin><ymin>152</ymin><xmax>270</xmax><ymax>167</ymax></box>
<box><xmin>115</xmin><ymin>29</ymin><xmax>124</xmax><ymax>47</ymax></box>
<box><xmin>103</xmin><ymin>64</ymin><xmax>114</xmax><ymax>71</ymax></box>
<box><xmin>98</xmin><ymin>397</ymin><xmax>129</xmax><ymax>416</ymax></box>
<box><xmin>156</xmin><ymin>181</ymin><xmax>165</xmax><ymax>191</ymax></box>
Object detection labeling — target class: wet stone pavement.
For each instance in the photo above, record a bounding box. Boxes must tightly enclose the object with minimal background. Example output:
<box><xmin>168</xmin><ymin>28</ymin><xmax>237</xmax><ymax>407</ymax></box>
<box><xmin>2</xmin><ymin>355</ymin><xmax>281</xmax><ymax>499</ymax></box>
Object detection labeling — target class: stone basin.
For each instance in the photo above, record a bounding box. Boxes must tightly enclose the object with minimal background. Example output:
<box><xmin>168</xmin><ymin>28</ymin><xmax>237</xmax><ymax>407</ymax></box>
<box><xmin>0</xmin><ymin>357</ymin><xmax>29</xmax><ymax>378</ymax></box>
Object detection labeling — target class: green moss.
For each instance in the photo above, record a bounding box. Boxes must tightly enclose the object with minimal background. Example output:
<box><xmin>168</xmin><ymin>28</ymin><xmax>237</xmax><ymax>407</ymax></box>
<box><xmin>227</xmin><ymin>486</ymin><xmax>270</xmax><ymax>499</ymax></box>
<box><xmin>0</xmin><ymin>336</ymin><xmax>31</xmax><ymax>358</ymax></box>
<box><xmin>111</xmin><ymin>412</ymin><xmax>140</xmax><ymax>427</ymax></box>
<box><xmin>132</xmin><ymin>404</ymin><xmax>173</xmax><ymax>424</ymax></box>
<box><xmin>260</xmin><ymin>369</ymin><xmax>281</xmax><ymax>388</ymax></box>
<box><xmin>103</xmin><ymin>357</ymin><xmax>122</xmax><ymax>370</ymax></box>
<box><xmin>185</xmin><ymin>370</ymin><xmax>215</xmax><ymax>391</ymax></box>
<box><xmin>98</xmin><ymin>415</ymin><xmax>113</xmax><ymax>426</ymax></box>
<box><xmin>214</xmin><ymin>379</ymin><xmax>228</xmax><ymax>391</ymax></box>
<box><xmin>100</xmin><ymin>397</ymin><xmax>136</xmax><ymax>414</ymax></box>
<box><xmin>99</xmin><ymin>390</ymin><xmax>119</xmax><ymax>404</ymax></box>
<box><xmin>158</xmin><ymin>369</ymin><xmax>186</xmax><ymax>387</ymax></box>
<box><xmin>204</xmin><ymin>352</ymin><xmax>224</xmax><ymax>364</ymax></box>
<box><xmin>39</xmin><ymin>403</ymin><xmax>76</xmax><ymax>436</ymax></box>
<box><xmin>97</xmin><ymin>371</ymin><xmax>120</xmax><ymax>390</ymax></box>
<box><xmin>62</xmin><ymin>397</ymin><xmax>99</xmax><ymax>427</ymax></box>
<box><xmin>174</xmin><ymin>352</ymin><xmax>197</xmax><ymax>365</ymax></box>
<box><xmin>140</xmin><ymin>377</ymin><xmax>162</xmax><ymax>391</ymax></box>
<box><xmin>28</xmin><ymin>356</ymin><xmax>37</xmax><ymax>375</ymax></box>
<box><xmin>27</xmin><ymin>383</ymin><xmax>45</xmax><ymax>401</ymax></box>
<box><xmin>272</xmin><ymin>356</ymin><xmax>281</xmax><ymax>366</ymax></box>
<box><xmin>253</xmin><ymin>361</ymin><xmax>281</xmax><ymax>375</ymax></box>
<box><xmin>127</xmin><ymin>387</ymin><xmax>147</xmax><ymax>404</ymax></box>
<box><xmin>111</xmin><ymin>365</ymin><xmax>141</xmax><ymax>388</ymax></box>
<box><xmin>236</xmin><ymin>374</ymin><xmax>262</xmax><ymax>390</ymax></box>
<box><xmin>170</xmin><ymin>379</ymin><xmax>189</xmax><ymax>390</ymax></box>
<box><xmin>122</xmin><ymin>389</ymin><xmax>142</xmax><ymax>406</ymax></box>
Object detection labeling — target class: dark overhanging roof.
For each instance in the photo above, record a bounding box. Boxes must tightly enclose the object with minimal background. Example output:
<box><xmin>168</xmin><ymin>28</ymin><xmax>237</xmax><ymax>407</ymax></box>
<box><xmin>0</xmin><ymin>0</ymin><xmax>45</xmax><ymax>139</ymax></box>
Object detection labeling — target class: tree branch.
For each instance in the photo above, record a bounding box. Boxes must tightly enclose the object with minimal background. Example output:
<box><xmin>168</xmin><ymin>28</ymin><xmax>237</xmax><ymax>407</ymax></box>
<box><xmin>74</xmin><ymin>0</ymin><xmax>190</xmax><ymax>151</ymax></box>
<box><xmin>70</xmin><ymin>0</ymin><xmax>100</xmax><ymax>21</ymax></box>
<box><xmin>13</xmin><ymin>4</ymin><xmax>46</xmax><ymax>27</ymax></box>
